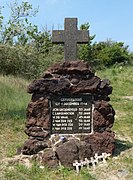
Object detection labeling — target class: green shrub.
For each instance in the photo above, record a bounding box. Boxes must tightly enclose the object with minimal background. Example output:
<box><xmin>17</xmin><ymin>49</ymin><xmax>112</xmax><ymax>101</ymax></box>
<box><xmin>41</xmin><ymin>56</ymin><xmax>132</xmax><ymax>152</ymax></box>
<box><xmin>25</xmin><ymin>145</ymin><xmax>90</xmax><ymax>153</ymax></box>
<box><xmin>0</xmin><ymin>44</ymin><xmax>63</xmax><ymax>79</ymax></box>
<box><xmin>91</xmin><ymin>40</ymin><xmax>132</xmax><ymax>68</ymax></box>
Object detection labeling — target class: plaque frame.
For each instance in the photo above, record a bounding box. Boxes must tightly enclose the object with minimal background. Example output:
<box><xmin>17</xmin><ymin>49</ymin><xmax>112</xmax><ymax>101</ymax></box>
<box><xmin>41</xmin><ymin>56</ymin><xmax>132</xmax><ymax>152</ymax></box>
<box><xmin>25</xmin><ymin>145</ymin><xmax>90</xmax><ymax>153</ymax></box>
<box><xmin>49</xmin><ymin>94</ymin><xmax>94</xmax><ymax>135</ymax></box>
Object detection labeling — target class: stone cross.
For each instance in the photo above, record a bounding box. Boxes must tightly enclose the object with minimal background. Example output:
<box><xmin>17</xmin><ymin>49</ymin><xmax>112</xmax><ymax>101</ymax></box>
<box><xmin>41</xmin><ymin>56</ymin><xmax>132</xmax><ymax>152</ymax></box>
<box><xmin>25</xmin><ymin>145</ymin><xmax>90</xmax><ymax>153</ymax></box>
<box><xmin>52</xmin><ymin>18</ymin><xmax>89</xmax><ymax>61</ymax></box>
<box><xmin>73</xmin><ymin>160</ymin><xmax>81</xmax><ymax>173</ymax></box>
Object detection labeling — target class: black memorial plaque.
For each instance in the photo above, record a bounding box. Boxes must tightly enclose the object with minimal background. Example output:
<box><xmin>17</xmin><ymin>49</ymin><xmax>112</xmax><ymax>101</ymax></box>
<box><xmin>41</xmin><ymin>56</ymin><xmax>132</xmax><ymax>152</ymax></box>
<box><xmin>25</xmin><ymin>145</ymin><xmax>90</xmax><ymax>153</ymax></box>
<box><xmin>50</xmin><ymin>94</ymin><xmax>93</xmax><ymax>134</ymax></box>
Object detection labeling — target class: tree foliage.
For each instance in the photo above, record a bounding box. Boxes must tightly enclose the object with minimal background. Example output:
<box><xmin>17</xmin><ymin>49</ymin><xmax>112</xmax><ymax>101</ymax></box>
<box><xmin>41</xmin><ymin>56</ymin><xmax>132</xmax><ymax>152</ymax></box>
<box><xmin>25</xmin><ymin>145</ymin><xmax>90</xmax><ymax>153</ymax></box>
<box><xmin>78</xmin><ymin>22</ymin><xmax>132</xmax><ymax>68</ymax></box>
<box><xmin>0</xmin><ymin>1</ymin><xmax>52</xmax><ymax>53</ymax></box>
<box><xmin>0</xmin><ymin>1</ymin><xmax>132</xmax><ymax>79</ymax></box>
<box><xmin>91</xmin><ymin>40</ymin><xmax>131</xmax><ymax>68</ymax></box>
<box><xmin>78</xmin><ymin>23</ymin><xmax>95</xmax><ymax>62</ymax></box>
<box><xmin>1</xmin><ymin>1</ymin><xmax>39</xmax><ymax>45</ymax></box>
<box><xmin>0</xmin><ymin>1</ymin><xmax>55</xmax><ymax>78</ymax></box>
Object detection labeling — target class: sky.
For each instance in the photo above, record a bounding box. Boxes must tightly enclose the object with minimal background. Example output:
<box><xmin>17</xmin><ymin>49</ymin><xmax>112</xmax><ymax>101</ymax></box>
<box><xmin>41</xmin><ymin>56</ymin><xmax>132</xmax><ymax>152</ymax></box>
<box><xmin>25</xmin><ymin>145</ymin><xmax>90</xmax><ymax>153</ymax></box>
<box><xmin>1</xmin><ymin>0</ymin><xmax>133</xmax><ymax>51</ymax></box>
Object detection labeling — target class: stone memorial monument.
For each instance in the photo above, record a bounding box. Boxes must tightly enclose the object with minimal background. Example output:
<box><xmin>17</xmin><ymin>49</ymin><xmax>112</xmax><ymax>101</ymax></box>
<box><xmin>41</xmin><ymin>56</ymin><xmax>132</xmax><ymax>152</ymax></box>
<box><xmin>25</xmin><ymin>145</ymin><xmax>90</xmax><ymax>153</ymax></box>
<box><xmin>21</xmin><ymin>18</ymin><xmax>115</xmax><ymax>168</ymax></box>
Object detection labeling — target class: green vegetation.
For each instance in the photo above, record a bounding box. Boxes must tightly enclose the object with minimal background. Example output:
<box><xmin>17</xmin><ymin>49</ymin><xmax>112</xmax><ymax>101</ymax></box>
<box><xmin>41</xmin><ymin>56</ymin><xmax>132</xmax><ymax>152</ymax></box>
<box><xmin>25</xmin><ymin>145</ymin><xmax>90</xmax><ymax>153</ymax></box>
<box><xmin>0</xmin><ymin>75</ymin><xmax>29</xmax><ymax>160</ymax></box>
<box><xmin>0</xmin><ymin>1</ymin><xmax>133</xmax><ymax>179</ymax></box>
<box><xmin>98</xmin><ymin>65</ymin><xmax>133</xmax><ymax>138</ymax></box>
<box><xmin>0</xmin><ymin>1</ymin><xmax>63</xmax><ymax>79</ymax></box>
<box><xmin>0</xmin><ymin>65</ymin><xmax>133</xmax><ymax>179</ymax></box>
<box><xmin>0</xmin><ymin>1</ymin><xmax>133</xmax><ymax>79</ymax></box>
<box><xmin>0</xmin><ymin>44</ymin><xmax>62</xmax><ymax>79</ymax></box>
<box><xmin>4</xmin><ymin>164</ymin><xmax>96</xmax><ymax>180</ymax></box>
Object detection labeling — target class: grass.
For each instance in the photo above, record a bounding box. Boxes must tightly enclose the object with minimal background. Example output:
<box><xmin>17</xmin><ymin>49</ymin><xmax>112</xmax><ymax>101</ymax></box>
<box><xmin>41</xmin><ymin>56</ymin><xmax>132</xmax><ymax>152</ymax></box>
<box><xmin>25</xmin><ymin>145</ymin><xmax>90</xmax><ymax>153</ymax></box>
<box><xmin>0</xmin><ymin>65</ymin><xmax>133</xmax><ymax>179</ymax></box>
<box><xmin>3</xmin><ymin>164</ymin><xmax>96</xmax><ymax>180</ymax></box>
<box><xmin>0</xmin><ymin>75</ymin><xmax>30</xmax><ymax>160</ymax></box>
<box><xmin>97</xmin><ymin>65</ymin><xmax>133</xmax><ymax>139</ymax></box>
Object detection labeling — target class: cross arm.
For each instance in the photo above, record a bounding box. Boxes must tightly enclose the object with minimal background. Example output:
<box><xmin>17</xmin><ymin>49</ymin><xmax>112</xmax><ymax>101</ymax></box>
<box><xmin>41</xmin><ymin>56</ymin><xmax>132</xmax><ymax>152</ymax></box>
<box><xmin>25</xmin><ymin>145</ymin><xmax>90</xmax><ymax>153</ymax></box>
<box><xmin>77</xmin><ymin>30</ymin><xmax>89</xmax><ymax>43</ymax></box>
<box><xmin>52</xmin><ymin>30</ymin><xmax>65</xmax><ymax>44</ymax></box>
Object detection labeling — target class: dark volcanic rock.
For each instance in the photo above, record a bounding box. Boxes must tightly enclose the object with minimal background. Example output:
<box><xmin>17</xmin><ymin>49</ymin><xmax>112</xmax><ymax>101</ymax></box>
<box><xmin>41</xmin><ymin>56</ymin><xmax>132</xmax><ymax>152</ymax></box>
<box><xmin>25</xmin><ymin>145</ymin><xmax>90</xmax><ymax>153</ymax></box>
<box><xmin>38</xmin><ymin>148</ymin><xmax>59</xmax><ymax>168</ymax></box>
<box><xmin>84</xmin><ymin>131</ymin><xmax>115</xmax><ymax>155</ymax></box>
<box><xmin>21</xmin><ymin>60</ymin><xmax>115</xmax><ymax>168</ymax></box>
<box><xmin>24</xmin><ymin>126</ymin><xmax>50</xmax><ymax>139</ymax></box>
<box><xmin>22</xmin><ymin>139</ymin><xmax>48</xmax><ymax>155</ymax></box>
<box><xmin>77</xmin><ymin>141</ymin><xmax>92</xmax><ymax>160</ymax></box>
<box><xmin>70</xmin><ymin>76</ymin><xmax>101</xmax><ymax>94</ymax></box>
<box><xmin>48</xmin><ymin>60</ymin><xmax>95</xmax><ymax>76</ymax></box>
<box><xmin>93</xmin><ymin>100</ymin><xmax>115</xmax><ymax>132</ymax></box>
<box><xmin>26</xmin><ymin>99</ymin><xmax>49</xmax><ymax>121</ymax></box>
<box><xmin>56</xmin><ymin>140</ymin><xmax>79</xmax><ymax>168</ymax></box>
<box><xmin>28</xmin><ymin>77</ymin><xmax>70</xmax><ymax>94</ymax></box>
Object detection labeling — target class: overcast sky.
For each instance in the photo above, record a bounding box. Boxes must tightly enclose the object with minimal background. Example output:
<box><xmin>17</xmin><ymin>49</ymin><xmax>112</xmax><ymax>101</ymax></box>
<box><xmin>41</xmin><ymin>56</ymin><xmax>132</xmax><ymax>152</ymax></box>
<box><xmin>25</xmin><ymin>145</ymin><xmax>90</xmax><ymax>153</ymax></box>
<box><xmin>1</xmin><ymin>0</ymin><xmax>133</xmax><ymax>51</ymax></box>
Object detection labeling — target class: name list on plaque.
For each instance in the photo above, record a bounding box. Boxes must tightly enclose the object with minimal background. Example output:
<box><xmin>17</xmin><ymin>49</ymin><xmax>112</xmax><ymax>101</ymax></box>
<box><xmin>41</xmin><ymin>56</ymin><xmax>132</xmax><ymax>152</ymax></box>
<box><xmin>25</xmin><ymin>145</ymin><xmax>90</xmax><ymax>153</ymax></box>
<box><xmin>50</xmin><ymin>95</ymin><xmax>93</xmax><ymax>134</ymax></box>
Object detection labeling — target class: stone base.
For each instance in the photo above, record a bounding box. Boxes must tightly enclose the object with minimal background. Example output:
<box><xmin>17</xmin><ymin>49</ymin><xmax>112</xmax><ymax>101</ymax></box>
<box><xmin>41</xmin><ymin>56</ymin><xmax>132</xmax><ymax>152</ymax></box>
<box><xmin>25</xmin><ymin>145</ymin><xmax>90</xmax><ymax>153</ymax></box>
<box><xmin>21</xmin><ymin>60</ymin><xmax>115</xmax><ymax>168</ymax></box>
<box><xmin>21</xmin><ymin>131</ymin><xmax>115</xmax><ymax>168</ymax></box>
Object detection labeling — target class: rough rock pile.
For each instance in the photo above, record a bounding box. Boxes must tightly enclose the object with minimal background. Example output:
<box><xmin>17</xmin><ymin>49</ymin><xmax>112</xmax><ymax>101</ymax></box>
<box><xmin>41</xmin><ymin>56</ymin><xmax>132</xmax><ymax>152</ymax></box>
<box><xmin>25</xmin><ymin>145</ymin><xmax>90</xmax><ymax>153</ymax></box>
<box><xmin>21</xmin><ymin>60</ymin><xmax>115</xmax><ymax>168</ymax></box>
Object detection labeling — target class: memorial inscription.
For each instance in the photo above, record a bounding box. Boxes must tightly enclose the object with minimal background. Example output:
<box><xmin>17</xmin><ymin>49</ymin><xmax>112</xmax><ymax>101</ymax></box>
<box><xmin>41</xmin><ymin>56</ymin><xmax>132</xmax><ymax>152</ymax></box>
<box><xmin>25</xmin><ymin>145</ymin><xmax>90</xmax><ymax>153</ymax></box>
<box><xmin>50</xmin><ymin>95</ymin><xmax>93</xmax><ymax>134</ymax></box>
